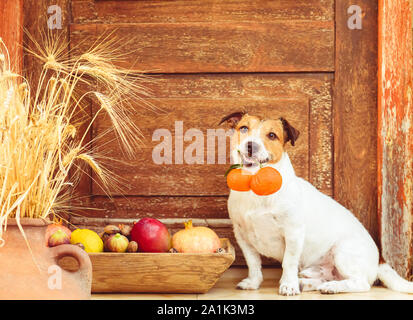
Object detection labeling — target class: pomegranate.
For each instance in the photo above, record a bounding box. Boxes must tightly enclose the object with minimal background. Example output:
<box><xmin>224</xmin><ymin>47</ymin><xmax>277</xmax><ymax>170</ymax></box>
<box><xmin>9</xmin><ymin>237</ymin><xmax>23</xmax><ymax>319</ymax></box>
<box><xmin>130</xmin><ymin>218</ymin><xmax>171</xmax><ymax>253</ymax></box>
<box><xmin>172</xmin><ymin>220</ymin><xmax>221</xmax><ymax>253</ymax></box>
<box><xmin>45</xmin><ymin>221</ymin><xmax>71</xmax><ymax>246</ymax></box>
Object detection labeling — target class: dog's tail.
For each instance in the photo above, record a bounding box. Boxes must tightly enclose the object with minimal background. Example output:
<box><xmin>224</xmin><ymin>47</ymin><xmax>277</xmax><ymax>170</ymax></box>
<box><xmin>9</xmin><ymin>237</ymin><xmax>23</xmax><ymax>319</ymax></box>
<box><xmin>377</xmin><ymin>263</ymin><xmax>413</xmax><ymax>293</ymax></box>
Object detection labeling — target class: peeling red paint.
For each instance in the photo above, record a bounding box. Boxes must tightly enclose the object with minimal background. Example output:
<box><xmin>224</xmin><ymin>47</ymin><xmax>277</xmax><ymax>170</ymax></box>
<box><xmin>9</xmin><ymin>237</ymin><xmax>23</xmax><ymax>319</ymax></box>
<box><xmin>378</xmin><ymin>0</ymin><xmax>413</xmax><ymax>278</ymax></box>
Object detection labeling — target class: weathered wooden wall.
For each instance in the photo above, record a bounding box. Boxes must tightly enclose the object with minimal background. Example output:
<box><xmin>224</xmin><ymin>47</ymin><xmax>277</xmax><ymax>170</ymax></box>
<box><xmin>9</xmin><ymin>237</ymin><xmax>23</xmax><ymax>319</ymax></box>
<box><xmin>378</xmin><ymin>0</ymin><xmax>413</xmax><ymax>278</ymax></box>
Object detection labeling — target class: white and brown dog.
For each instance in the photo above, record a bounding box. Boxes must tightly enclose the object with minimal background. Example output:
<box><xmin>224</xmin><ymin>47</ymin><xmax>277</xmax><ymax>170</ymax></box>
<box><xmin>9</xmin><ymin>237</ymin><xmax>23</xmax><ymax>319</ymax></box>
<box><xmin>220</xmin><ymin>111</ymin><xmax>413</xmax><ymax>295</ymax></box>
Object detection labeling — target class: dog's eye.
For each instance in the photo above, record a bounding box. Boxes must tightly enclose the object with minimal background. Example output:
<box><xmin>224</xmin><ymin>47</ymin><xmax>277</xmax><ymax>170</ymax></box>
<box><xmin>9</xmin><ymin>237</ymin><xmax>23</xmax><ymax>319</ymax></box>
<box><xmin>267</xmin><ymin>132</ymin><xmax>277</xmax><ymax>140</ymax></box>
<box><xmin>239</xmin><ymin>126</ymin><xmax>248</xmax><ymax>133</ymax></box>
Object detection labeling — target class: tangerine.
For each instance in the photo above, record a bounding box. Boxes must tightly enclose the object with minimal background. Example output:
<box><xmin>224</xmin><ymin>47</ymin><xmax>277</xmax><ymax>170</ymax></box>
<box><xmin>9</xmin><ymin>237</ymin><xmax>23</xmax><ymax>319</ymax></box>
<box><xmin>250</xmin><ymin>167</ymin><xmax>282</xmax><ymax>196</ymax></box>
<box><xmin>226</xmin><ymin>168</ymin><xmax>253</xmax><ymax>191</ymax></box>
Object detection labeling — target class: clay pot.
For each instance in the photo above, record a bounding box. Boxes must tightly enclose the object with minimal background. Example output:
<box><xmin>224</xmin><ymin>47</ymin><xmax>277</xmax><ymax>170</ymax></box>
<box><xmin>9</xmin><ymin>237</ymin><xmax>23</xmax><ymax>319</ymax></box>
<box><xmin>0</xmin><ymin>218</ymin><xmax>92</xmax><ymax>300</ymax></box>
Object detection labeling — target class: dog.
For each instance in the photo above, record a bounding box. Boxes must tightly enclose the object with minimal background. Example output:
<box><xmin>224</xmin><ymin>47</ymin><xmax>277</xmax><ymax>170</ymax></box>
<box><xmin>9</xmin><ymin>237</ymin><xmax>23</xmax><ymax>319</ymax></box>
<box><xmin>220</xmin><ymin>111</ymin><xmax>413</xmax><ymax>295</ymax></box>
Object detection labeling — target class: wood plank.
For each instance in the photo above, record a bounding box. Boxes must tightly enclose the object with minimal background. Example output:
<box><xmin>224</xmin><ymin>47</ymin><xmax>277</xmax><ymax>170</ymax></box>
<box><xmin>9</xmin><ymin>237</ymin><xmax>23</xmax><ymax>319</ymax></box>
<box><xmin>70</xmin><ymin>216</ymin><xmax>233</xmax><ymax>230</ymax></box>
<box><xmin>72</xmin><ymin>0</ymin><xmax>334</xmax><ymax>24</ymax></box>
<box><xmin>69</xmin><ymin>21</ymin><xmax>334</xmax><ymax>73</ymax></box>
<box><xmin>76</xmin><ymin>196</ymin><xmax>229</xmax><ymax>219</ymax></box>
<box><xmin>0</xmin><ymin>0</ymin><xmax>23</xmax><ymax>73</ymax></box>
<box><xmin>378</xmin><ymin>0</ymin><xmax>413</xmax><ymax>278</ymax></box>
<box><xmin>92</xmin><ymin>98</ymin><xmax>310</xmax><ymax>196</ymax></box>
<box><xmin>334</xmin><ymin>0</ymin><xmax>379</xmax><ymax>243</ymax></box>
<box><xmin>146</xmin><ymin>73</ymin><xmax>333</xmax><ymax>100</ymax></box>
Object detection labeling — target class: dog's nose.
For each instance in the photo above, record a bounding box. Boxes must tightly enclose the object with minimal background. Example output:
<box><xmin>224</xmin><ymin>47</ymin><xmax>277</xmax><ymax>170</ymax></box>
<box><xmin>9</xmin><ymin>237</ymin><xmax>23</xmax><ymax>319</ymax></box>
<box><xmin>247</xmin><ymin>141</ymin><xmax>260</xmax><ymax>157</ymax></box>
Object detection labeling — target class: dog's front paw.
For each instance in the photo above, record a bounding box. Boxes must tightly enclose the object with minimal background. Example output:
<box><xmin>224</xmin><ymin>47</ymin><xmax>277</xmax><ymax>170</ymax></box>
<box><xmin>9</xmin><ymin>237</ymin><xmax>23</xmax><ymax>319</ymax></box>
<box><xmin>236</xmin><ymin>278</ymin><xmax>261</xmax><ymax>290</ymax></box>
<box><xmin>279</xmin><ymin>281</ymin><xmax>300</xmax><ymax>296</ymax></box>
<box><xmin>317</xmin><ymin>281</ymin><xmax>339</xmax><ymax>294</ymax></box>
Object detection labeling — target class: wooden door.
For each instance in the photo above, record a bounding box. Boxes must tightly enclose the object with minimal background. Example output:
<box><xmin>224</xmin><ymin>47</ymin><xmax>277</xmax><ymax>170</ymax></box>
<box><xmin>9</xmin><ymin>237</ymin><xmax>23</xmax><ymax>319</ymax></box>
<box><xmin>22</xmin><ymin>0</ymin><xmax>378</xmax><ymax>266</ymax></box>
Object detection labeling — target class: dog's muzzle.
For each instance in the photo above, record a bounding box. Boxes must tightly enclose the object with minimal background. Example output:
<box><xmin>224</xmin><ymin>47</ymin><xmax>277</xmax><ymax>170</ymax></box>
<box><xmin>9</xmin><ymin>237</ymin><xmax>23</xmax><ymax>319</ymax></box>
<box><xmin>239</xmin><ymin>140</ymin><xmax>270</xmax><ymax>166</ymax></box>
<box><xmin>246</xmin><ymin>141</ymin><xmax>260</xmax><ymax>157</ymax></box>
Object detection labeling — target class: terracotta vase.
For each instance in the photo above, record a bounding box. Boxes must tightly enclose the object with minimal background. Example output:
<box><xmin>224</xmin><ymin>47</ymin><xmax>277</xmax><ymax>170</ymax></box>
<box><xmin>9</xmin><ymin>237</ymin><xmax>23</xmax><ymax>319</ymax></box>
<box><xmin>0</xmin><ymin>218</ymin><xmax>92</xmax><ymax>300</ymax></box>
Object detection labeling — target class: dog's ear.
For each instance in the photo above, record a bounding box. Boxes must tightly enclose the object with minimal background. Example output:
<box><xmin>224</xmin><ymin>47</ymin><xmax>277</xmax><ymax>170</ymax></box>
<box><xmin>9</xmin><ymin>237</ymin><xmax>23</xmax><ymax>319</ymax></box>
<box><xmin>280</xmin><ymin>117</ymin><xmax>300</xmax><ymax>146</ymax></box>
<box><xmin>218</xmin><ymin>111</ymin><xmax>245</xmax><ymax>128</ymax></box>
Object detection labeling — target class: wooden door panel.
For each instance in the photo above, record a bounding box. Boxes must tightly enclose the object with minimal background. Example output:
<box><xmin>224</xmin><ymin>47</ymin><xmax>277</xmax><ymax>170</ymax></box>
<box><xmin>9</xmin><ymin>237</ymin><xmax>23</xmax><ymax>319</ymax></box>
<box><xmin>91</xmin><ymin>73</ymin><xmax>333</xmax><ymax>198</ymax></box>
<box><xmin>92</xmin><ymin>97</ymin><xmax>310</xmax><ymax>196</ymax></box>
<box><xmin>91</xmin><ymin>74</ymin><xmax>333</xmax><ymax>196</ymax></box>
<box><xmin>72</xmin><ymin>0</ymin><xmax>334</xmax><ymax>24</ymax></box>
<box><xmin>70</xmin><ymin>21</ymin><xmax>334</xmax><ymax>73</ymax></box>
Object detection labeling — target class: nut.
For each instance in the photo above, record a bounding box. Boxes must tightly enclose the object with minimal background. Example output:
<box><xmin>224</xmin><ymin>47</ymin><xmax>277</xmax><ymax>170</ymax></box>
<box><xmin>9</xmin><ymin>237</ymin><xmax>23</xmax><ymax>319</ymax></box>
<box><xmin>119</xmin><ymin>224</ymin><xmax>132</xmax><ymax>238</ymax></box>
<box><xmin>127</xmin><ymin>241</ymin><xmax>138</xmax><ymax>253</ymax></box>
<box><xmin>104</xmin><ymin>224</ymin><xmax>121</xmax><ymax>234</ymax></box>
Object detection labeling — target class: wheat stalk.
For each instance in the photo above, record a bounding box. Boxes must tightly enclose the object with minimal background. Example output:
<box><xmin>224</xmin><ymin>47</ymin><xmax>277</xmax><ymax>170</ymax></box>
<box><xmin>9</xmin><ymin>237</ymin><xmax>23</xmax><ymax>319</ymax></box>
<box><xmin>0</xmin><ymin>33</ymin><xmax>153</xmax><ymax>245</ymax></box>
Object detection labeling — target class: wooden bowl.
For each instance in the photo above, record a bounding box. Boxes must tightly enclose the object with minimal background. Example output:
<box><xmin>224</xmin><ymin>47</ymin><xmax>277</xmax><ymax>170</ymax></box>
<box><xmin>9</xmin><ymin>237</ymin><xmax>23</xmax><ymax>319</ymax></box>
<box><xmin>59</xmin><ymin>238</ymin><xmax>235</xmax><ymax>293</ymax></box>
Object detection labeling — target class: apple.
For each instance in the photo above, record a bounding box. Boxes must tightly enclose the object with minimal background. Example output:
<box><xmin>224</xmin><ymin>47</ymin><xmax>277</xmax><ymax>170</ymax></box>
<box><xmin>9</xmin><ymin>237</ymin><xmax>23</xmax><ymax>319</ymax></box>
<box><xmin>130</xmin><ymin>218</ymin><xmax>171</xmax><ymax>253</ymax></box>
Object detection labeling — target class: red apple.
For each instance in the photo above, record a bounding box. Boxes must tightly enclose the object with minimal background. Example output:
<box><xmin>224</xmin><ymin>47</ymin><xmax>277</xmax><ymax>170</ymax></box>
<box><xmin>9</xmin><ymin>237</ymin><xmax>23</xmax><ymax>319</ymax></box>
<box><xmin>130</xmin><ymin>218</ymin><xmax>171</xmax><ymax>253</ymax></box>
